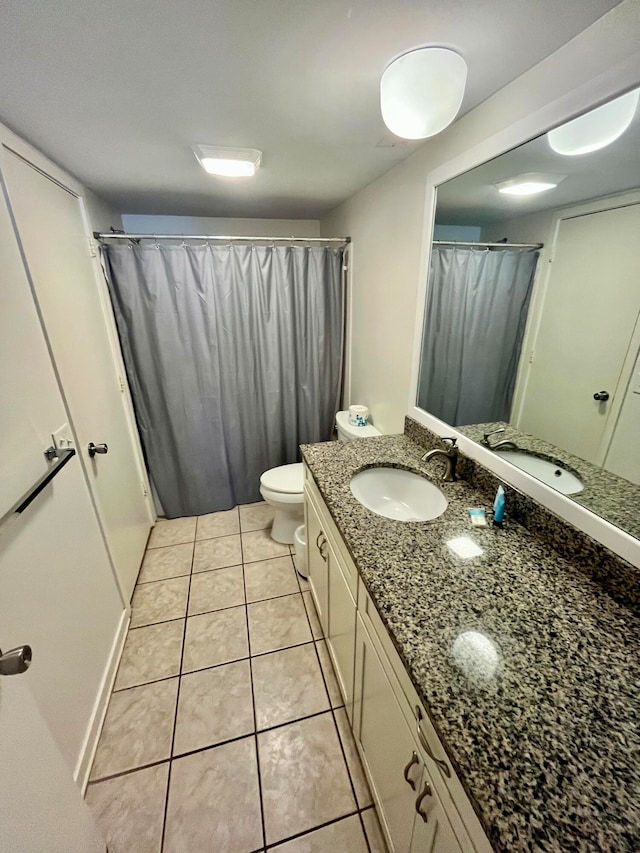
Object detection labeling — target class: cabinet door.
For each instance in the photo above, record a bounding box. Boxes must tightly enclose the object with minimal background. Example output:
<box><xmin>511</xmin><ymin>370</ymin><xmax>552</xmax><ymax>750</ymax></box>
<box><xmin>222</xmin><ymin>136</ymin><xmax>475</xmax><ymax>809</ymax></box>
<box><xmin>326</xmin><ymin>540</ymin><xmax>356</xmax><ymax>715</ymax></box>
<box><xmin>354</xmin><ymin>615</ymin><xmax>423</xmax><ymax>853</ymax></box>
<box><xmin>305</xmin><ymin>496</ymin><xmax>328</xmax><ymax>634</ymax></box>
<box><xmin>410</xmin><ymin>768</ymin><xmax>462</xmax><ymax>853</ymax></box>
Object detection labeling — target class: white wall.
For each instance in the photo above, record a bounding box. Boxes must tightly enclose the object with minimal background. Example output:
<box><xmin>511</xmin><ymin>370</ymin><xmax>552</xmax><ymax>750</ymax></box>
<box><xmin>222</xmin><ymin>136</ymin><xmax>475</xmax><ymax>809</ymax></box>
<box><xmin>321</xmin><ymin>0</ymin><xmax>640</xmax><ymax>435</ymax></box>
<box><xmin>433</xmin><ymin>224</ymin><xmax>482</xmax><ymax>241</ymax></box>
<box><xmin>121</xmin><ymin>213</ymin><xmax>320</xmax><ymax>237</ymax></box>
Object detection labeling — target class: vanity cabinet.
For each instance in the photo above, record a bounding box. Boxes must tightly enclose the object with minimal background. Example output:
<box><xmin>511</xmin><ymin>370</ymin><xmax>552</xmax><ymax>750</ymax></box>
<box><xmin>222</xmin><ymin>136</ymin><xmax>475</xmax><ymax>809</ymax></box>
<box><xmin>354</xmin><ymin>611</ymin><xmax>464</xmax><ymax>853</ymax></box>
<box><xmin>305</xmin><ymin>475</ymin><xmax>357</xmax><ymax>717</ymax></box>
<box><xmin>304</xmin><ymin>465</ymin><xmax>491</xmax><ymax>853</ymax></box>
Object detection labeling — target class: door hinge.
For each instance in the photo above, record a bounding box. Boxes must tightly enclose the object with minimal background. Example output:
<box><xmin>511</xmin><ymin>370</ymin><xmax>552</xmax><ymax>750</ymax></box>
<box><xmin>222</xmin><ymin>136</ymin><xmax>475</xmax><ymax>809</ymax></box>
<box><xmin>88</xmin><ymin>236</ymin><xmax>97</xmax><ymax>258</ymax></box>
<box><xmin>141</xmin><ymin>481</ymin><xmax>149</xmax><ymax>497</ymax></box>
<box><xmin>118</xmin><ymin>375</ymin><xmax>126</xmax><ymax>393</ymax></box>
<box><xmin>528</xmin><ymin>349</ymin><xmax>535</xmax><ymax>364</ymax></box>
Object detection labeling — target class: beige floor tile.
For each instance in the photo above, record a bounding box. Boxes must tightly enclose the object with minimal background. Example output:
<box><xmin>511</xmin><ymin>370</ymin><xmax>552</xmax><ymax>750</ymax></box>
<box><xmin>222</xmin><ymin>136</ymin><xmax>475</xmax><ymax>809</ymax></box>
<box><xmin>362</xmin><ymin>806</ymin><xmax>389</xmax><ymax>853</ymax></box>
<box><xmin>258</xmin><ymin>712</ymin><xmax>356</xmax><ymax>844</ymax></box>
<box><xmin>188</xmin><ymin>565</ymin><xmax>245</xmax><ymax>615</ymax></box>
<box><xmin>174</xmin><ymin>660</ymin><xmax>254</xmax><ymax>755</ymax></box>
<box><xmin>242</xmin><ymin>528</ymin><xmax>290</xmax><ymax>562</ymax></box>
<box><xmin>90</xmin><ymin>679</ymin><xmax>178</xmax><ymax>780</ymax></box>
<box><xmin>316</xmin><ymin>640</ymin><xmax>343</xmax><ymax>708</ymax></box>
<box><xmin>271</xmin><ymin>815</ymin><xmax>368</xmax><ymax>852</ymax></box>
<box><xmin>239</xmin><ymin>500</ymin><xmax>274</xmax><ymax>532</ymax></box>
<box><xmin>302</xmin><ymin>590</ymin><xmax>323</xmax><ymax>639</ymax></box>
<box><xmin>252</xmin><ymin>643</ymin><xmax>329</xmax><ymax>730</ymax></box>
<box><xmin>130</xmin><ymin>576</ymin><xmax>190</xmax><ymax>628</ymax></box>
<box><xmin>164</xmin><ymin>737</ymin><xmax>263</xmax><ymax>853</ymax></box>
<box><xmin>196</xmin><ymin>508</ymin><xmax>240</xmax><ymax>540</ymax></box>
<box><xmin>137</xmin><ymin>542</ymin><xmax>193</xmax><ymax>584</ymax></box>
<box><xmin>248</xmin><ymin>593</ymin><xmax>312</xmax><ymax>656</ymax></box>
<box><xmin>335</xmin><ymin>707</ymin><xmax>373</xmax><ymax>808</ymax></box>
<box><xmin>193</xmin><ymin>534</ymin><xmax>242</xmax><ymax>572</ymax></box>
<box><xmin>148</xmin><ymin>517</ymin><xmax>196</xmax><ymax>549</ymax></box>
<box><xmin>85</xmin><ymin>763</ymin><xmax>168</xmax><ymax>853</ymax></box>
<box><xmin>244</xmin><ymin>555</ymin><xmax>300</xmax><ymax>603</ymax></box>
<box><xmin>182</xmin><ymin>607</ymin><xmax>249</xmax><ymax>672</ymax></box>
<box><xmin>114</xmin><ymin>619</ymin><xmax>184</xmax><ymax>691</ymax></box>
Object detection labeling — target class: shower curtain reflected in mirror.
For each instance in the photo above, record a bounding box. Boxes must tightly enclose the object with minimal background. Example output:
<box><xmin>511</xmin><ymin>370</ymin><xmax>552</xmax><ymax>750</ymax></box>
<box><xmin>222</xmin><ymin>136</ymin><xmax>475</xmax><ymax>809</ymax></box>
<box><xmin>104</xmin><ymin>242</ymin><xmax>344</xmax><ymax>517</ymax></box>
<box><xmin>418</xmin><ymin>244</ymin><xmax>539</xmax><ymax>426</ymax></box>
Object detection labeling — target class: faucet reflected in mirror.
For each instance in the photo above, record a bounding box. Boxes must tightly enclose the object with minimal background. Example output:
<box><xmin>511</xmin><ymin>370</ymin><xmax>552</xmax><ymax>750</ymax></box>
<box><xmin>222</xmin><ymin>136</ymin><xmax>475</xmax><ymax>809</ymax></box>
<box><xmin>415</xmin><ymin>86</ymin><xmax>640</xmax><ymax>542</ymax></box>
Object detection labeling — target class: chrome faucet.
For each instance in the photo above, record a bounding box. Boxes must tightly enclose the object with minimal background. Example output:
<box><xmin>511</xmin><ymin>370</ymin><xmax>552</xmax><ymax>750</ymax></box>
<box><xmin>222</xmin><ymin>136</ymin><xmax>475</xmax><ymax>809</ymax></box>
<box><xmin>481</xmin><ymin>427</ymin><xmax>519</xmax><ymax>452</ymax></box>
<box><xmin>421</xmin><ymin>437</ymin><xmax>458</xmax><ymax>482</ymax></box>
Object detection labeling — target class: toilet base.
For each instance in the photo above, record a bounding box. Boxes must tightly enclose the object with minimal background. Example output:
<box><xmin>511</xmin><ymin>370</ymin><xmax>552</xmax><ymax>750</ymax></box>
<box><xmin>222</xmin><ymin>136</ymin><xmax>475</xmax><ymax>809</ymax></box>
<box><xmin>270</xmin><ymin>505</ymin><xmax>304</xmax><ymax>544</ymax></box>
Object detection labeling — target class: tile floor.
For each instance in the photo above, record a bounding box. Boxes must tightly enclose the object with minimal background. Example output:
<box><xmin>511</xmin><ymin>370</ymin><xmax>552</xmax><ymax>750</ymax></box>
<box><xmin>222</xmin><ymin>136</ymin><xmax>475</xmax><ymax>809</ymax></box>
<box><xmin>85</xmin><ymin>502</ymin><xmax>388</xmax><ymax>853</ymax></box>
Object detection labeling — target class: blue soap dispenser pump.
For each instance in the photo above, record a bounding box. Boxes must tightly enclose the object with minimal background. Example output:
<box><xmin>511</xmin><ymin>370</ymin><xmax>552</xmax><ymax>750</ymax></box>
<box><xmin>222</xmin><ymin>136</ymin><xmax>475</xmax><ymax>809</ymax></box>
<box><xmin>493</xmin><ymin>485</ymin><xmax>505</xmax><ymax>526</ymax></box>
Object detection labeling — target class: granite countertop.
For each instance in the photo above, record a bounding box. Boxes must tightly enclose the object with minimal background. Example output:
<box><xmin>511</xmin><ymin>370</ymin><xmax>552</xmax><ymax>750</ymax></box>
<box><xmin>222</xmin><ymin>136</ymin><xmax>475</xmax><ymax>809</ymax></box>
<box><xmin>301</xmin><ymin>434</ymin><xmax>639</xmax><ymax>853</ymax></box>
<box><xmin>457</xmin><ymin>421</ymin><xmax>640</xmax><ymax>540</ymax></box>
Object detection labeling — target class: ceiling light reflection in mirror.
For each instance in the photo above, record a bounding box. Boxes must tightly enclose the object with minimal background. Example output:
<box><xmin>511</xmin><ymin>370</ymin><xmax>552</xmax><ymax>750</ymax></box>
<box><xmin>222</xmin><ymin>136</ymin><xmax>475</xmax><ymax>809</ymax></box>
<box><xmin>451</xmin><ymin>630</ymin><xmax>501</xmax><ymax>681</ymax></box>
<box><xmin>417</xmin><ymin>85</ymin><xmax>640</xmax><ymax>542</ymax></box>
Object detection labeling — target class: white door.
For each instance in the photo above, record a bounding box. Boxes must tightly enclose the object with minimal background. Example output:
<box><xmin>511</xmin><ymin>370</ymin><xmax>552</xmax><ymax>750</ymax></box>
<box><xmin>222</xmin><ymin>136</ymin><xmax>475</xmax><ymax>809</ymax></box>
<box><xmin>0</xmin><ymin>164</ymin><xmax>108</xmax><ymax>851</ymax></box>
<box><xmin>1</xmin><ymin>146</ymin><xmax>152</xmax><ymax>600</ymax></box>
<box><xmin>0</xmin><ymin>677</ymin><xmax>105</xmax><ymax>853</ymax></box>
<box><xmin>518</xmin><ymin>203</ymin><xmax>640</xmax><ymax>465</ymax></box>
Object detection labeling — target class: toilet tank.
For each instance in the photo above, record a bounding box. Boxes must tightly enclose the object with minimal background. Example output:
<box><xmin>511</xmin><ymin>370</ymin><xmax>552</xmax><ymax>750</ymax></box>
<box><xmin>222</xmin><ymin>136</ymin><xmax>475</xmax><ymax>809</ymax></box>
<box><xmin>335</xmin><ymin>410</ymin><xmax>382</xmax><ymax>441</ymax></box>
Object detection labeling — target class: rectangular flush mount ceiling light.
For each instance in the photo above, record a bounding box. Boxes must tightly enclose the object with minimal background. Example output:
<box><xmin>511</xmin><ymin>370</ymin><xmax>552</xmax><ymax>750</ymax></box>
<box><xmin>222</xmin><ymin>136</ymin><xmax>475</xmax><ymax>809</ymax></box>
<box><xmin>495</xmin><ymin>172</ymin><xmax>566</xmax><ymax>196</ymax></box>
<box><xmin>192</xmin><ymin>144</ymin><xmax>262</xmax><ymax>177</ymax></box>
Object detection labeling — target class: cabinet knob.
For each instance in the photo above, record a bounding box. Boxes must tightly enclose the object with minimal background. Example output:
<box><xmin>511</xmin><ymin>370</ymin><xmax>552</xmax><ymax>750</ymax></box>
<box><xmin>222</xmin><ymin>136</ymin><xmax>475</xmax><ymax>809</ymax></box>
<box><xmin>403</xmin><ymin>751</ymin><xmax>419</xmax><ymax>790</ymax></box>
<box><xmin>593</xmin><ymin>390</ymin><xmax>610</xmax><ymax>402</ymax></box>
<box><xmin>415</xmin><ymin>779</ymin><xmax>432</xmax><ymax>823</ymax></box>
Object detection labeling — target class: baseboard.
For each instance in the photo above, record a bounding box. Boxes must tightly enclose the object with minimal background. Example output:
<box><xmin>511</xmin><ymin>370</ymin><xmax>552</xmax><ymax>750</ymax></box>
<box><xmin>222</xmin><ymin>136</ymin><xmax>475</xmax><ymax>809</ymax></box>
<box><xmin>74</xmin><ymin>606</ymin><xmax>130</xmax><ymax>792</ymax></box>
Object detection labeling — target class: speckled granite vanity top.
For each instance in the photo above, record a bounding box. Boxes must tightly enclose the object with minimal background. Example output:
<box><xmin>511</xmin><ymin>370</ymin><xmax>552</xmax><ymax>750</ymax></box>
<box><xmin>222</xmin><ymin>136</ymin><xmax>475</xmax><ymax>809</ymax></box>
<box><xmin>457</xmin><ymin>420</ymin><xmax>640</xmax><ymax>540</ymax></box>
<box><xmin>301</xmin><ymin>434</ymin><xmax>640</xmax><ymax>853</ymax></box>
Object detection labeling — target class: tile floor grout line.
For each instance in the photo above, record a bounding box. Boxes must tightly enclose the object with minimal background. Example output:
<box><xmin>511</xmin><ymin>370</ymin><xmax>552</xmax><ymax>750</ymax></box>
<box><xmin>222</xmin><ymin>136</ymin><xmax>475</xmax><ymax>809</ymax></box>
<box><xmin>113</xmin><ymin>635</ymin><xmax>333</xmax><ymax>694</ymax></box>
<box><xmin>136</xmin><ymin>549</ymin><xmax>290</xmax><ymax>586</ymax></box>
<box><xmin>241</xmin><ymin>533</ymin><xmax>268</xmax><ymax>851</ymax></box>
<box><xmin>86</xmin><ymin>756</ymin><xmax>171</xmax><ymax>787</ymax></box>
<box><xmin>262</xmin><ymin>808</ymin><xmax>361</xmax><ymax>850</ymax></box>
<box><xmin>159</xmin><ymin>530</ymin><xmax>197</xmax><ymax>852</ymax></box>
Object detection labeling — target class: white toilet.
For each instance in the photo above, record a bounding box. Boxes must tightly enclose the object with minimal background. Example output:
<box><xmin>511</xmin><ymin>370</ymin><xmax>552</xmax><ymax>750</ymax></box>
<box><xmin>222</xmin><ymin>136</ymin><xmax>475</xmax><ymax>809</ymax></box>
<box><xmin>259</xmin><ymin>411</ymin><xmax>381</xmax><ymax>544</ymax></box>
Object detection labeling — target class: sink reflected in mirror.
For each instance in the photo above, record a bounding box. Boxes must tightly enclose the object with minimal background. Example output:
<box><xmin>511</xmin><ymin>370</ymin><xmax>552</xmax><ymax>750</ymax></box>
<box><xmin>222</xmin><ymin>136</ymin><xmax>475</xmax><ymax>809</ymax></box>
<box><xmin>350</xmin><ymin>467</ymin><xmax>448</xmax><ymax>522</ymax></box>
<box><xmin>494</xmin><ymin>450</ymin><xmax>584</xmax><ymax>495</ymax></box>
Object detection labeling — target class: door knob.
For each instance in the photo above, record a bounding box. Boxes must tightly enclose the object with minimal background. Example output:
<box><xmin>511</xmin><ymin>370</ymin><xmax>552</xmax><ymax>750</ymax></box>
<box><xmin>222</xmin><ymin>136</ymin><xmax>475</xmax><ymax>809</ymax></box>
<box><xmin>593</xmin><ymin>391</ymin><xmax>610</xmax><ymax>402</ymax></box>
<box><xmin>88</xmin><ymin>442</ymin><xmax>109</xmax><ymax>457</ymax></box>
<box><xmin>0</xmin><ymin>645</ymin><xmax>32</xmax><ymax>676</ymax></box>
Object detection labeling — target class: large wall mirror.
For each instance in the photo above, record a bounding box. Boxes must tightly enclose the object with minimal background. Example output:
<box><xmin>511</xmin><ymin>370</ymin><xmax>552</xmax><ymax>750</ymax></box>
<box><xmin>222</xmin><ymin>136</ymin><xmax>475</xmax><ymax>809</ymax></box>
<box><xmin>415</xmin><ymin>86</ymin><xmax>640</xmax><ymax>542</ymax></box>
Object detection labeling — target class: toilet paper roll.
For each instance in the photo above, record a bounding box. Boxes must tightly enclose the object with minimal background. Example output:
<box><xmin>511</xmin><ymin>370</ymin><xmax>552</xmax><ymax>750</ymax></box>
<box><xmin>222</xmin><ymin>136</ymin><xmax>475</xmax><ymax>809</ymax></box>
<box><xmin>349</xmin><ymin>405</ymin><xmax>369</xmax><ymax>426</ymax></box>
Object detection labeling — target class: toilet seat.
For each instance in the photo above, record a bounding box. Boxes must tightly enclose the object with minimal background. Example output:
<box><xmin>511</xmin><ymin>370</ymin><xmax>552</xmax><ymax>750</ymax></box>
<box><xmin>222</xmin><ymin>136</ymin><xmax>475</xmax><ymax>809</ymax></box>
<box><xmin>260</xmin><ymin>463</ymin><xmax>303</xmax><ymax>495</ymax></box>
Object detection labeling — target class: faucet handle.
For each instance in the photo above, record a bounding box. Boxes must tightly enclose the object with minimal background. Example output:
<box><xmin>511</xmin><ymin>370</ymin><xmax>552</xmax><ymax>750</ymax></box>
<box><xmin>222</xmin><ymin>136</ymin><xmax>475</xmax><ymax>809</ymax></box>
<box><xmin>442</xmin><ymin>437</ymin><xmax>458</xmax><ymax>450</ymax></box>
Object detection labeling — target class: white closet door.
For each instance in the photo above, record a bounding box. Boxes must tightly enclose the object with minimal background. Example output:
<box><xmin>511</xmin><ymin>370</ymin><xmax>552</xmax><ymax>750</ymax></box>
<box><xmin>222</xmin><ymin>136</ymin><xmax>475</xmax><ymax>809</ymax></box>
<box><xmin>519</xmin><ymin>203</ymin><xmax>640</xmax><ymax>465</ymax></box>
<box><xmin>0</xmin><ymin>679</ymin><xmax>105</xmax><ymax>853</ymax></box>
<box><xmin>1</xmin><ymin>146</ymin><xmax>152</xmax><ymax>601</ymax></box>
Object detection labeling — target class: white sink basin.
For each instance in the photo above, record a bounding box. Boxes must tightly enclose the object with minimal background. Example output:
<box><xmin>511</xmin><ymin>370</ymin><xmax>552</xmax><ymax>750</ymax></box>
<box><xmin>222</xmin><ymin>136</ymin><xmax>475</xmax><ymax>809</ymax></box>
<box><xmin>495</xmin><ymin>450</ymin><xmax>584</xmax><ymax>495</ymax></box>
<box><xmin>350</xmin><ymin>467</ymin><xmax>448</xmax><ymax>522</ymax></box>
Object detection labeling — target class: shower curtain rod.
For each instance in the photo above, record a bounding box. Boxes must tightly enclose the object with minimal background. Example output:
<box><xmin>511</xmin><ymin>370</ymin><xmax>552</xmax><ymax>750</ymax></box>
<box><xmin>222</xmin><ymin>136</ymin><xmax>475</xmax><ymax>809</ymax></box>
<box><xmin>94</xmin><ymin>232</ymin><xmax>350</xmax><ymax>244</ymax></box>
<box><xmin>433</xmin><ymin>239</ymin><xmax>542</xmax><ymax>248</ymax></box>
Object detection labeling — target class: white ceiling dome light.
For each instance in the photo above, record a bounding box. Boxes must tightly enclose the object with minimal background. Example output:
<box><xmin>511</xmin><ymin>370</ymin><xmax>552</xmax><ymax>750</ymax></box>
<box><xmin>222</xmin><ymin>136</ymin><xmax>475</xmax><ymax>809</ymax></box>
<box><xmin>380</xmin><ymin>47</ymin><xmax>467</xmax><ymax>140</ymax></box>
<box><xmin>192</xmin><ymin>145</ymin><xmax>262</xmax><ymax>178</ymax></box>
<box><xmin>547</xmin><ymin>89</ymin><xmax>640</xmax><ymax>156</ymax></box>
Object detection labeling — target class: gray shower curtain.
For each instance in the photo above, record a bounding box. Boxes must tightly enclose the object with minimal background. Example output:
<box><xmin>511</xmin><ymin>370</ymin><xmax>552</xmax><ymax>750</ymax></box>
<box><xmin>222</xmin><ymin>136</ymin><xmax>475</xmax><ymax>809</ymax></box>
<box><xmin>104</xmin><ymin>242</ymin><xmax>344</xmax><ymax>517</ymax></box>
<box><xmin>418</xmin><ymin>244</ymin><xmax>539</xmax><ymax>426</ymax></box>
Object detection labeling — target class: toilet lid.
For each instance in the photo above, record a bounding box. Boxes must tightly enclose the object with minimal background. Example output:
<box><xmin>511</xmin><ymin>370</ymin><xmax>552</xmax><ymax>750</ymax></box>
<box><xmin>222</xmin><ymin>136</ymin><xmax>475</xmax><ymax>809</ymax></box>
<box><xmin>260</xmin><ymin>463</ymin><xmax>304</xmax><ymax>494</ymax></box>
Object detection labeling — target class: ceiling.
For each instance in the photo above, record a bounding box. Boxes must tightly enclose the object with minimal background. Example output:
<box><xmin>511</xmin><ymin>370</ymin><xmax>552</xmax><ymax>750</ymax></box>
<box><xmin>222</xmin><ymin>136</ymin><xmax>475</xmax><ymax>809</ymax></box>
<box><xmin>436</xmin><ymin>92</ymin><xmax>640</xmax><ymax>226</ymax></box>
<box><xmin>0</xmin><ymin>1</ymin><xmax>622</xmax><ymax>219</ymax></box>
